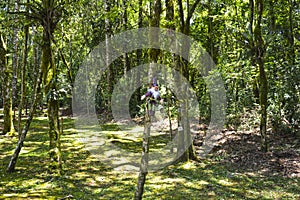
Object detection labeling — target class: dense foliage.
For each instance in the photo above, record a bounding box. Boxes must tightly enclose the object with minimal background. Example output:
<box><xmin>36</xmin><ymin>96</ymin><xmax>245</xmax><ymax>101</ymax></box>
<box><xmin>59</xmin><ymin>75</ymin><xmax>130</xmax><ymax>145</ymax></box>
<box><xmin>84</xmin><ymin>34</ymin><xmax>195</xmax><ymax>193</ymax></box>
<box><xmin>0</xmin><ymin>0</ymin><xmax>299</xmax><ymax>199</ymax></box>
<box><xmin>1</xmin><ymin>0</ymin><xmax>299</xmax><ymax>132</ymax></box>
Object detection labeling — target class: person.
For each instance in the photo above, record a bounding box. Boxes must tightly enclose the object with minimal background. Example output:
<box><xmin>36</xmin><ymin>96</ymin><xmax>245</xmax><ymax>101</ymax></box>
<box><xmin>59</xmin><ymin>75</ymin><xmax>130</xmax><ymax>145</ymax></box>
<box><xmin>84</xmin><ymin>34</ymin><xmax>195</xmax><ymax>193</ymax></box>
<box><xmin>141</xmin><ymin>83</ymin><xmax>163</xmax><ymax>116</ymax></box>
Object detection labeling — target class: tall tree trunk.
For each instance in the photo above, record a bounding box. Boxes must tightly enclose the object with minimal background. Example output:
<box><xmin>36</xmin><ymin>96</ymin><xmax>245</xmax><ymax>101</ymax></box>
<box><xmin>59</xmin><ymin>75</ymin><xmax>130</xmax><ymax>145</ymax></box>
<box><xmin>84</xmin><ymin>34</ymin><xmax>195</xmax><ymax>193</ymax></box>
<box><xmin>166</xmin><ymin>0</ymin><xmax>174</xmax><ymax>30</ymax></box>
<box><xmin>3</xmin><ymin>59</ymin><xmax>15</xmax><ymax>136</ymax></box>
<box><xmin>12</xmin><ymin>0</ymin><xmax>20</xmax><ymax>109</ymax></box>
<box><xmin>149</xmin><ymin>0</ymin><xmax>162</xmax><ymax>78</ymax></box>
<box><xmin>135</xmin><ymin>1</ymin><xmax>162</xmax><ymax>199</ymax></box>
<box><xmin>38</xmin><ymin>0</ymin><xmax>62</xmax><ymax>174</ymax></box>
<box><xmin>1</xmin><ymin>31</ymin><xmax>16</xmax><ymax>136</ymax></box>
<box><xmin>1</xmin><ymin>0</ymin><xmax>13</xmax><ymax>133</ymax></box>
<box><xmin>135</xmin><ymin>0</ymin><xmax>143</xmax><ymax>112</ymax></box>
<box><xmin>134</xmin><ymin>109</ymin><xmax>151</xmax><ymax>200</ymax></box>
<box><xmin>137</xmin><ymin>0</ymin><xmax>143</xmax><ymax>62</ymax></box>
<box><xmin>105</xmin><ymin>0</ymin><xmax>113</xmax><ymax>115</ymax></box>
<box><xmin>32</xmin><ymin>25</ymin><xmax>39</xmax><ymax>104</ymax></box>
<box><xmin>176</xmin><ymin>0</ymin><xmax>200</xmax><ymax>162</ymax></box>
<box><xmin>254</xmin><ymin>0</ymin><xmax>268</xmax><ymax>152</ymax></box>
<box><xmin>7</xmin><ymin>65</ymin><xmax>43</xmax><ymax>173</ymax></box>
<box><xmin>41</xmin><ymin>26</ymin><xmax>62</xmax><ymax>174</ymax></box>
<box><xmin>176</xmin><ymin>0</ymin><xmax>188</xmax><ymax>162</ymax></box>
<box><xmin>122</xmin><ymin>0</ymin><xmax>129</xmax><ymax>75</ymax></box>
<box><xmin>18</xmin><ymin>3</ymin><xmax>29</xmax><ymax>137</ymax></box>
<box><xmin>165</xmin><ymin>0</ymin><xmax>175</xmax><ymax>153</ymax></box>
<box><xmin>0</xmin><ymin>32</ymin><xmax>6</xmax><ymax>112</ymax></box>
<box><xmin>207</xmin><ymin>0</ymin><xmax>213</xmax><ymax>61</ymax></box>
<box><xmin>250</xmin><ymin>0</ymin><xmax>260</xmax><ymax>103</ymax></box>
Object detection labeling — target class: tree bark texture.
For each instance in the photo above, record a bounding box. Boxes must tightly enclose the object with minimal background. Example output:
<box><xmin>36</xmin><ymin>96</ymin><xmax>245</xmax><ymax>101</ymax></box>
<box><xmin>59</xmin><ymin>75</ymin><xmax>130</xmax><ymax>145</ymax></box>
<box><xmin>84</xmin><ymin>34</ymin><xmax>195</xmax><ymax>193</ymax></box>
<box><xmin>134</xmin><ymin>104</ymin><xmax>151</xmax><ymax>200</ymax></box>
<box><xmin>41</xmin><ymin>27</ymin><xmax>62</xmax><ymax>174</ymax></box>
<box><xmin>122</xmin><ymin>0</ymin><xmax>130</xmax><ymax>75</ymax></box>
<box><xmin>18</xmin><ymin>21</ymin><xmax>29</xmax><ymax>136</ymax></box>
<box><xmin>135</xmin><ymin>2</ymin><xmax>162</xmax><ymax>198</ymax></box>
<box><xmin>165</xmin><ymin>0</ymin><xmax>175</xmax><ymax>153</ymax></box>
<box><xmin>39</xmin><ymin>0</ymin><xmax>62</xmax><ymax>174</ymax></box>
<box><xmin>105</xmin><ymin>0</ymin><xmax>114</xmax><ymax>114</ymax></box>
<box><xmin>7</xmin><ymin>66</ymin><xmax>43</xmax><ymax>173</ymax></box>
<box><xmin>149</xmin><ymin>0</ymin><xmax>161</xmax><ymax>72</ymax></box>
<box><xmin>254</xmin><ymin>0</ymin><xmax>268</xmax><ymax>152</ymax></box>
<box><xmin>0</xmin><ymin>31</ymin><xmax>16</xmax><ymax>136</ymax></box>
<box><xmin>12</xmin><ymin>0</ymin><xmax>20</xmax><ymax>108</ymax></box>
<box><xmin>176</xmin><ymin>0</ymin><xmax>201</xmax><ymax>161</ymax></box>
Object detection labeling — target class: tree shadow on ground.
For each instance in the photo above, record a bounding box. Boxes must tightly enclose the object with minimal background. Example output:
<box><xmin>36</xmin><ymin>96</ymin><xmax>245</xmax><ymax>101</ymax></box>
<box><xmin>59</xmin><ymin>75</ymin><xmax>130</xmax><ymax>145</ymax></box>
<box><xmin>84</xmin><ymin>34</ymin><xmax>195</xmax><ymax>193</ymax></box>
<box><xmin>1</xmin><ymin>118</ymin><xmax>299</xmax><ymax>199</ymax></box>
<box><xmin>151</xmin><ymin>160</ymin><xmax>300</xmax><ymax>200</ymax></box>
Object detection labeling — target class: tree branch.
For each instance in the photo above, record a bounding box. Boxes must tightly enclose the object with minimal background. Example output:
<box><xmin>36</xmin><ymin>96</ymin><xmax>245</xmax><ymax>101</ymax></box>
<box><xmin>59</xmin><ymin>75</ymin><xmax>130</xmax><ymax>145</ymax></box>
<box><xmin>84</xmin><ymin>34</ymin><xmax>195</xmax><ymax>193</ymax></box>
<box><xmin>187</xmin><ymin>0</ymin><xmax>201</xmax><ymax>23</ymax></box>
<box><xmin>178</xmin><ymin>0</ymin><xmax>185</xmax><ymax>32</ymax></box>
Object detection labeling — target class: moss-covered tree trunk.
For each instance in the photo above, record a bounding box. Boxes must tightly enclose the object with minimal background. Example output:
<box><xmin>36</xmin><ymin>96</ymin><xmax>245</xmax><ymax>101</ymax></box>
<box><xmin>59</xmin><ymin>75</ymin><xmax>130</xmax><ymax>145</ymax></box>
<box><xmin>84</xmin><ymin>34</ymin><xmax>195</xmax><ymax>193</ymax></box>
<box><xmin>249</xmin><ymin>0</ymin><xmax>260</xmax><ymax>103</ymax></box>
<box><xmin>134</xmin><ymin>109</ymin><xmax>151</xmax><ymax>200</ymax></box>
<box><xmin>0</xmin><ymin>34</ymin><xmax>4</xmax><ymax>112</ymax></box>
<box><xmin>7</xmin><ymin>22</ymin><xmax>42</xmax><ymax>172</ymax></box>
<box><xmin>12</xmin><ymin>0</ymin><xmax>20</xmax><ymax>109</ymax></box>
<box><xmin>8</xmin><ymin>0</ymin><xmax>62</xmax><ymax>173</ymax></box>
<box><xmin>254</xmin><ymin>0</ymin><xmax>268</xmax><ymax>152</ymax></box>
<box><xmin>18</xmin><ymin>19</ymin><xmax>29</xmax><ymax>137</ymax></box>
<box><xmin>175</xmin><ymin>0</ymin><xmax>188</xmax><ymax>162</ymax></box>
<box><xmin>166</xmin><ymin>0</ymin><xmax>175</xmax><ymax>153</ymax></box>
<box><xmin>148</xmin><ymin>0</ymin><xmax>161</xmax><ymax>78</ymax></box>
<box><xmin>105</xmin><ymin>0</ymin><xmax>114</xmax><ymax>116</ymax></box>
<box><xmin>134</xmin><ymin>0</ymin><xmax>143</xmax><ymax>112</ymax></box>
<box><xmin>176</xmin><ymin>0</ymin><xmax>201</xmax><ymax>162</ymax></box>
<box><xmin>7</xmin><ymin>65</ymin><xmax>43</xmax><ymax>173</ymax></box>
<box><xmin>122</xmin><ymin>0</ymin><xmax>129</xmax><ymax>75</ymax></box>
<box><xmin>135</xmin><ymin>1</ymin><xmax>162</xmax><ymax>199</ymax></box>
<box><xmin>0</xmin><ymin>32</ymin><xmax>16</xmax><ymax>136</ymax></box>
<box><xmin>38</xmin><ymin>0</ymin><xmax>62</xmax><ymax>174</ymax></box>
<box><xmin>47</xmin><ymin>85</ymin><xmax>62</xmax><ymax>173</ymax></box>
<box><xmin>41</xmin><ymin>23</ymin><xmax>62</xmax><ymax>174</ymax></box>
<box><xmin>3</xmin><ymin>65</ymin><xmax>15</xmax><ymax>136</ymax></box>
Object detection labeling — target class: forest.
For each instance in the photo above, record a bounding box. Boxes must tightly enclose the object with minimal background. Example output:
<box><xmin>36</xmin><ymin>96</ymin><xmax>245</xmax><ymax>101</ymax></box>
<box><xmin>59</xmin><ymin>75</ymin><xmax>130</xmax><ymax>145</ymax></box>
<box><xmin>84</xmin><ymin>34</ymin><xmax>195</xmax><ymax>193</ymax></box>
<box><xmin>0</xmin><ymin>0</ymin><xmax>299</xmax><ymax>199</ymax></box>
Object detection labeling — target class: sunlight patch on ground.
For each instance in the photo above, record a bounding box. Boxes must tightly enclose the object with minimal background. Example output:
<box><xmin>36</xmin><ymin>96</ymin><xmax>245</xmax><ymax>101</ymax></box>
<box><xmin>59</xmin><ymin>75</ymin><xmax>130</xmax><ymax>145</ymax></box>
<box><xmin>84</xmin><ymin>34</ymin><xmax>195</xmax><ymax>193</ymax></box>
<box><xmin>197</xmin><ymin>180</ymin><xmax>210</xmax><ymax>186</ymax></box>
<box><xmin>181</xmin><ymin>162</ymin><xmax>197</xmax><ymax>170</ymax></box>
<box><xmin>217</xmin><ymin>179</ymin><xmax>236</xmax><ymax>186</ymax></box>
<box><xmin>2</xmin><ymin>193</ymin><xmax>27</xmax><ymax>198</ymax></box>
<box><xmin>1</xmin><ymin>118</ymin><xmax>300</xmax><ymax>199</ymax></box>
<box><xmin>74</xmin><ymin>124</ymin><xmax>179</xmax><ymax>172</ymax></box>
<box><xmin>148</xmin><ymin>175</ymin><xmax>186</xmax><ymax>185</ymax></box>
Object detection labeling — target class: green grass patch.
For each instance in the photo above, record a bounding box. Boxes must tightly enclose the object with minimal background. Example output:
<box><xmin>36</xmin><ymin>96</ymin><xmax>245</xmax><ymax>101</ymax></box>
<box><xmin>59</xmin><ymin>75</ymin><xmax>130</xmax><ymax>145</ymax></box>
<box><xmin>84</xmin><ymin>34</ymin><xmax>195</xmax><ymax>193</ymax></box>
<box><xmin>0</xmin><ymin>118</ymin><xmax>299</xmax><ymax>199</ymax></box>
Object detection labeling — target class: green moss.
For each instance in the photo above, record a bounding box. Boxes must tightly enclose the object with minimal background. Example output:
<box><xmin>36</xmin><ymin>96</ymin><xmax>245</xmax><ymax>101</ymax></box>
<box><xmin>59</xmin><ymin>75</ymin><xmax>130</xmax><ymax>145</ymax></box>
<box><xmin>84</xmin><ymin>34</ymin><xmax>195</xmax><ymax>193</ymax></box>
<box><xmin>0</xmin><ymin>118</ymin><xmax>299</xmax><ymax>199</ymax></box>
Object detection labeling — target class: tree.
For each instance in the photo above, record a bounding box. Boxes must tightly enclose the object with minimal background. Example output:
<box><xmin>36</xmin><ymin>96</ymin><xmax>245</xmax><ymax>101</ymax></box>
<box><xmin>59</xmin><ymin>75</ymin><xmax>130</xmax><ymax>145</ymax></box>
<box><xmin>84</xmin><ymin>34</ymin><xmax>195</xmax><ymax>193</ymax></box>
<box><xmin>122</xmin><ymin>0</ymin><xmax>130</xmax><ymax>75</ymax></box>
<box><xmin>7</xmin><ymin>60</ymin><xmax>43</xmax><ymax>173</ymax></box>
<box><xmin>105</xmin><ymin>0</ymin><xmax>114</xmax><ymax>116</ymax></box>
<box><xmin>12</xmin><ymin>0</ymin><xmax>20</xmax><ymax>109</ymax></box>
<box><xmin>38</xmin><ymin>0</ymin><xmax>63</xmax><ymax>173</ymax></box>
<box><xmin>250</xmin><ymin>0</ymin><xmax>268</xmax><ymax>151</ymax></box>
<box><xmin>0</xmin><ymin>32</ymin><xmax>7</xmax><ymax>108</ymax></box>
<box><xmin>176</xmin><ymin>0</ymin><xmax>201</xmax><ymax>162</ymax></box>
<box><xmin>7</xmin><ymin>0</ymin><xmax>64</xmax><ymax>173</ymax></box>
<box><xmin>0</xmin><ymin>30</ymin><xmax>16</xmax><ymax>136</ymax></box>
<box><xmin>18</xmin><ymin>0</ymin><xmax>29</xmax><ymax>137</ymax></box>
<box><xmin>135</xmin><ymin>1</ymin><xmax>162</xmax><ymax>199</ymax></box>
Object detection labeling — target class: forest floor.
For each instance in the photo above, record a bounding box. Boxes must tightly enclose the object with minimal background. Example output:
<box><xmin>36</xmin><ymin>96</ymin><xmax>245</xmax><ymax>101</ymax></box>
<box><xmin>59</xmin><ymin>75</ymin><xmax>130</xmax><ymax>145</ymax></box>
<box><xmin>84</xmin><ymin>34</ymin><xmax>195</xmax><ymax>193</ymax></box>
<box><xmin>0</xmin><ymin>116</ymin><xmax>299</xmax><ymax>199</ymax></box>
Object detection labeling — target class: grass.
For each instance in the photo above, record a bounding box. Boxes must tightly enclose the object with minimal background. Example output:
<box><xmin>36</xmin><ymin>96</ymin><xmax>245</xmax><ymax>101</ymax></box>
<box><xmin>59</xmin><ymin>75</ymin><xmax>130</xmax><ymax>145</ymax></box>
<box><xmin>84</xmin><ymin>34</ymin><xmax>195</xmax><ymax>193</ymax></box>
<box><xmin>0</xmin><ymin>117</ymin><xmax>299</xmax><ymax>199</ymax></box>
